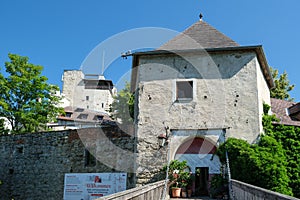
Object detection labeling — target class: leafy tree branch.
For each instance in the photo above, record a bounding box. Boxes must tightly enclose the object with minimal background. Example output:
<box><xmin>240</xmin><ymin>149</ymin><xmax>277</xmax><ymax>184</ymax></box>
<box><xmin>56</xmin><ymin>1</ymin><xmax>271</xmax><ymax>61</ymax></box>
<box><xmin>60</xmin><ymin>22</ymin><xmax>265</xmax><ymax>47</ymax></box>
<box><xmin>270</xmin><ymin>67</ymin><xmax>295</xmax><ymax>101</ymax></box>
<box><xmin>0</xmin><ymin>54</ymin><xmax>64</xmax><ymax>134</ymax></box>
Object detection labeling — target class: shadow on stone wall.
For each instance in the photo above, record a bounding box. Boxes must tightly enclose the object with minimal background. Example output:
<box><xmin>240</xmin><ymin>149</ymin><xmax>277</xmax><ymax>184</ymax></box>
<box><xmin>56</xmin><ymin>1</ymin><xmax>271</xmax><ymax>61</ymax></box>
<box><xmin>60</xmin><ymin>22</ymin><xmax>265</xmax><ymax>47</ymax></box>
<box><xmin>0</xmin><ymin>125</ymin><xmax>136</xmax><ymax>200</ymax></box>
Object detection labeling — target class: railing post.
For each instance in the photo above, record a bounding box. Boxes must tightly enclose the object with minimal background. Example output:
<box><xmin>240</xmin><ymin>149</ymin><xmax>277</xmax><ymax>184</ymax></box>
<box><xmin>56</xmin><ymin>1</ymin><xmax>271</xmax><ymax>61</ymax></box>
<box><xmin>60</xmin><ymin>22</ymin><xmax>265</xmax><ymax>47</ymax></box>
<box><xmin>224</xmin><ymin>128</ymin><xmax>235</xmax><ymax>200</ymax></box>
<box><xmin>226</xmin><ymin>150</ymin><xmax>234</xmax><ymax>200</ymax></box>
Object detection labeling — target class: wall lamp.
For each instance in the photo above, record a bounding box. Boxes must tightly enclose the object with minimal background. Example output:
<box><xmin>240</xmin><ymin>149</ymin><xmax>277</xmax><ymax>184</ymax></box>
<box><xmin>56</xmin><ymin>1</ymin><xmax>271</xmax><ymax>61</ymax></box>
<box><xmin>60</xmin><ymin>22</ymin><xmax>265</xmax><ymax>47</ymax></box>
<box><xmin>158</xmin><ymin>126</ymin><xmax>170</xmax><ymax>147</ymax></box>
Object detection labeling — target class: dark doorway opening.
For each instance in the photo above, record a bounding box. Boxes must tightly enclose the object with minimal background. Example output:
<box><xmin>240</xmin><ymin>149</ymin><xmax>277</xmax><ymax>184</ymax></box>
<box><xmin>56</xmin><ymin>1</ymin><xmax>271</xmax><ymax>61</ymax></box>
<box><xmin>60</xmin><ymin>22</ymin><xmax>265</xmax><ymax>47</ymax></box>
<box><xmin>195</xmin><ymin>167</ymin><xmax>209</xmax><ymax>196</ymax></box>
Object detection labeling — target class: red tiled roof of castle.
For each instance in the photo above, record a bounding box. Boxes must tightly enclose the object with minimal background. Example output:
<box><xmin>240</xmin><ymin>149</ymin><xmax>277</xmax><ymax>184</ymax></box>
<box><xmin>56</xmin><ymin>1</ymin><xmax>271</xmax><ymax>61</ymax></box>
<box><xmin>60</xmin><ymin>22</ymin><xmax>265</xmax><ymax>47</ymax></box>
<box><xmin>271</xmin><ymin>98</ymin><xmax>300</xmax><ymax>127</ymax></box>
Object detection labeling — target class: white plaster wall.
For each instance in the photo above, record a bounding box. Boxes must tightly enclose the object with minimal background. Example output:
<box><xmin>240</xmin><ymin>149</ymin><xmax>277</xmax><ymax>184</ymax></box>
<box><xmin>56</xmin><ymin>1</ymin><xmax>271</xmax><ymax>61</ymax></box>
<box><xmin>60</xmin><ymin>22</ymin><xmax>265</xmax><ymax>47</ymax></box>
<box><xmin>256</xmin><ymin>58</ymin><xmax>271</xmax><ymax>134</ymax></box>
<box><xmin>175</xmin><ymin>154</ymin><xmax>221</xmax><ymax>174</ymax></box>
<box><xmin>137</xmin><ymin>51</ymin><xmax>265</xmax><ymax>143</ymax></box>
<box><xmin>62</xmin><ymin>70</ymin><xmax>83</xmax><ymax>106</ymax></box>
<box><xmin>134</xmin><ymin>51</ymin><xmax>271</xmax><ymax>183</ymax></box>
<box><xmin>62</xmin><ymin>70</ymin><xmax>116</xmax><ymax>113</ymax></box>
<box><xmin>72</xmin><ymin>87</ymin><xmax>115</xmax><ymax>113</ymax></box>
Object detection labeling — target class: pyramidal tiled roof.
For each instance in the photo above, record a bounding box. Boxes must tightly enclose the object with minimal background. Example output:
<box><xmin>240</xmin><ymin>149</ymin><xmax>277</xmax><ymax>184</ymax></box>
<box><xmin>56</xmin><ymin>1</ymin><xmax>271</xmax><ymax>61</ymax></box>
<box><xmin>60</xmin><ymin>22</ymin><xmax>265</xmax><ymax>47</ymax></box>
<box><xmin>159</xmin><ymin>20</ymin><xmax>239</xmax><ymax>50</ymax></box>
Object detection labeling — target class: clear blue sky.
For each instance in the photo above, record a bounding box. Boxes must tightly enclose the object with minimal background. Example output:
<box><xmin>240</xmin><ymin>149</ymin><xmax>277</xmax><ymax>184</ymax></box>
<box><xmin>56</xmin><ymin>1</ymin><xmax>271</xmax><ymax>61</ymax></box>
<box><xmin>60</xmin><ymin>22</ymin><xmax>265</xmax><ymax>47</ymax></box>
<box><xmin>0</xmin><ymin>0</ymin><xmax>299</xmax><ymax>101</ymax></box>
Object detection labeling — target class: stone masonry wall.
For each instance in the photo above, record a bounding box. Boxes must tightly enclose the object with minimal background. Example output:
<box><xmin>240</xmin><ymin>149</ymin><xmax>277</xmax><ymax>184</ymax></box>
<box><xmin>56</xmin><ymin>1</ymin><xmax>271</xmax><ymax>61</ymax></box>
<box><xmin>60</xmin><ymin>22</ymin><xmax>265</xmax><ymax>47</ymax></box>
<box><xmin>0</xmin><ymin>126</ymin><xmax>135</xmax><ymax>200</ymax></box>
<box><xmin>134</xmin><ymin>50</ymin><xmax>270</xmax><ymax>184</ymax></box>
<box><xmin>137</xmin><ymin>51</ymin><xmax>263</xmax><ymax>142</ymax></box>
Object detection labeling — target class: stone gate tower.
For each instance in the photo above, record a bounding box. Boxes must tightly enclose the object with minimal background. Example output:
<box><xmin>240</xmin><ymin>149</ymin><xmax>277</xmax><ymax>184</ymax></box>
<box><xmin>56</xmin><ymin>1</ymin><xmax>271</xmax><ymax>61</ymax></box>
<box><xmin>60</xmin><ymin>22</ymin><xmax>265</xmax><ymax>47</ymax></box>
<box><xmin>131</xmin><ymin>19</ymin><xmax>274</xmax><ymax>188</ymax></box>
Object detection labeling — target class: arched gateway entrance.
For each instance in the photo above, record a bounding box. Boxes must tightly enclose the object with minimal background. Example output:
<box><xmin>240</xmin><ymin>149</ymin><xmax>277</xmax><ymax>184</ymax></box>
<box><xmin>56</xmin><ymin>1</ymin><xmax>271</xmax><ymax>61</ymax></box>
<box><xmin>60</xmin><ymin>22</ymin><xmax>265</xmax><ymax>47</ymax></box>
<box><xmin>174</xmin><ymin>137</ymin><xmax>221</xmax><ymax>196</ymax></box>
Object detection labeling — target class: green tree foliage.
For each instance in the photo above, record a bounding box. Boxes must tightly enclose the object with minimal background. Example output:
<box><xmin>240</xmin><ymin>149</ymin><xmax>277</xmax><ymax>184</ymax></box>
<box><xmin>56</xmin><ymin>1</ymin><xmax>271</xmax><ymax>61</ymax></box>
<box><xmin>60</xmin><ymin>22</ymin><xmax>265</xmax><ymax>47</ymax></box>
<box><xmin>110</xmin><ymin>82</ymin><xmax>134</xmax><ymax>124</ymax></box>
<box><xmin>262</xmin><ymin>103</ymin><xmax>279</xmax><ymax>134</ymax></box>
<box><xmin>162</xmin><ymin>160</ymin><xmax>191</xmax><ymax>188</ymax></box>
<box><xmin>266</xmin><ymin>125</ymin><xmax>300</xmax><ymax>197</ymax></box>
<box><xmin>255</xmin><ymin>136</ymin><xmax>291</xmax><ymax>194</ymax></box>
<box><xmin>217</xmin><ymin>105</ymin><xmax>300</xmax><ymax>197</ymax></box>
<box><xmin>217</xmin><ymin>137</ymin><xmax>293</xmax><ymax>196</ymax></box>
<box><xmin>263</xmin><ymin>105</ymin><xmax>300</xmax><ymax>197</ymax></box>
<box><xmin>270</xmin><ymin>67</ymin><xmax>295</xmax><ymax>101</ymax></box>
<box><xmin>0</xmin><ymin>54</ymin><xmax>63</xmax><ymax>134</ymax></box>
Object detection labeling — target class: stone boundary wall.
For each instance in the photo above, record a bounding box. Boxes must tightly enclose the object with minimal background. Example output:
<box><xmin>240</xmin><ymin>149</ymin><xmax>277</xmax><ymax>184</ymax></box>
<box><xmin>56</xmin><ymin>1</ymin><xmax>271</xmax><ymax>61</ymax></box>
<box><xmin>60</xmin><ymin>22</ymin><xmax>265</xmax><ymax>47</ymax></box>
<box><xmin>97</xmin><ymin>180</ymin><xmax>165</xmax><ymax>200</ymax></box>
<box><xmin>231</xmin><ymin>179</ymin><xmax>300</xmax><ymax>200</ymax></box>
<box><xmin>0</xmin><ymin>126</ymin><xmax>135</xmax><ymax>200</ymax></box>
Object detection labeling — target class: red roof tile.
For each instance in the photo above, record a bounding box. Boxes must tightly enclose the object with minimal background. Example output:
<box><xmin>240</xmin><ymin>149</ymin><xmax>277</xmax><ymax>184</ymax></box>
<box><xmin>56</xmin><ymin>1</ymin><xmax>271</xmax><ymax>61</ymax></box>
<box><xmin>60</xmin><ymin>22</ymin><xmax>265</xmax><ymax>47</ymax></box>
<box><xmin>271</xmin><ymin>98</ymin><xmax>300</xmax><ymax>127</ymax></box>
<box><xmin>159</xmin><ymin>20</ymin><xmax>239</xmax><ymax>50</ymax></box>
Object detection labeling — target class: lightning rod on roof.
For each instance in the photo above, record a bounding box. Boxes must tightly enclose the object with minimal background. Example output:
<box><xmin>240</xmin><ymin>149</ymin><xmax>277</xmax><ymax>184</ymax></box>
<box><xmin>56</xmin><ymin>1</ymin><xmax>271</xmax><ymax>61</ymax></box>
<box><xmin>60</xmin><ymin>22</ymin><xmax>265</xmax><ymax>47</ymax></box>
<box><xmin>199</xmin><ymin>13</ymin><xmax>203</xmax><ymax>21</ymax></box>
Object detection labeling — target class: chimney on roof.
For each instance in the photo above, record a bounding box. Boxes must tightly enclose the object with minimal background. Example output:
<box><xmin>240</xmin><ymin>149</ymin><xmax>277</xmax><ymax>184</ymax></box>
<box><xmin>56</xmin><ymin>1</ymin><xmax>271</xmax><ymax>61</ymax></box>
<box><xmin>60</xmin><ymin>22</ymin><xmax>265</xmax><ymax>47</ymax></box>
<box><xmin>199</xmin><ymin>13</ymin><xmax>203</xmax><ymax>21</ymax></box>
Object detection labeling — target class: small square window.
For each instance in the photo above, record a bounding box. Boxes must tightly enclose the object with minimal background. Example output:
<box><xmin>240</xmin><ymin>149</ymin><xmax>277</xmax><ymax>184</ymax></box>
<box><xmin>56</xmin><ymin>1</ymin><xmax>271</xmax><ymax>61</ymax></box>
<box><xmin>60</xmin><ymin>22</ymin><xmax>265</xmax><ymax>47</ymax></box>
<box><xmin>16</xmin><ymin>146</ymin><xmax>24</xmax><ymax>154</ymax></box>
<box><xmin>176</xmin><ymin>81</ymin><xmax>193</xmax><ymax>100</ymax></box>
<box><xmin>94</xmin><ymin>115</ymin><xmax>104</xmax><ymax>121</ymax></box>
<box><xmin>65</xmin><ymin>112</ymin><xmax>72</xmax><ymax>118</ymax></box>
<box><xmin>78</xmin><ymin>114</ymin><xmax>88</xmax><ymax>119</ymax></box>
<box><xmin>75</xmin><ymin>108</ymin><xmax>84</xmax><ymax>112</ymax></box>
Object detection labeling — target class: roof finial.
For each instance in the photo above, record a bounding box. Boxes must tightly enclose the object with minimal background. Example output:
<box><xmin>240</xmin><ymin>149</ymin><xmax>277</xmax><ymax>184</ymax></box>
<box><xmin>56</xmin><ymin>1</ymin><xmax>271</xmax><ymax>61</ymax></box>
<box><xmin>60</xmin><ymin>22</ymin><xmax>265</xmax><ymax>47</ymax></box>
<box><xmin>199</xmin><ymin>13</ymin><xmax>203</xmax><ymax>21</ymax></box>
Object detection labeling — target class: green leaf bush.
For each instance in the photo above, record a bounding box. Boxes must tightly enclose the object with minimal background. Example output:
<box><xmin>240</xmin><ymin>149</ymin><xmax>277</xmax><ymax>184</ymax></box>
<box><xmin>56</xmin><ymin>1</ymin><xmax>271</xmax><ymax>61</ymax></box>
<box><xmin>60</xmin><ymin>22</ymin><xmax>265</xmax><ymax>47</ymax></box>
<box><xmin>217</xmin><ymin>104</ymin><xmax>300</xmax><ymax>197</ymax></box>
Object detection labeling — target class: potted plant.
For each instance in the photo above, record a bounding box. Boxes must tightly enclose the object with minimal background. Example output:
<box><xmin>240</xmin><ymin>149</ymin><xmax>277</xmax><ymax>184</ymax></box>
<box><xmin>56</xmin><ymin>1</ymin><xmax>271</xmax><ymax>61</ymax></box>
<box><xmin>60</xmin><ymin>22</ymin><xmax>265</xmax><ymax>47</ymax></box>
<box><xmin>171</xmin><ymin>169</ymin><xmax>181</xmax><ymax>198</ymax></box>
<box><xmin>171</xmin><ymin>182</ymin><xmax>182</xmax><ymax>198</ymax></box>
<box><xmin>186</xmin><ymin>172</ymin><xmax>194</xmax><ymax>197</ymax></box>
<box><xmin>162</xmin><ymin>160</ymin><xmax>190</xmax><ymax>198</ymax></box>
<box><xmin>179</xmin><ymin>171</ymin><xmax>190</xmax><ymax>197</ymax></box>
<box><xmin>180</xmin><ymin>181</ymin><xmax>188</xmax><ymax>197</ymax></box>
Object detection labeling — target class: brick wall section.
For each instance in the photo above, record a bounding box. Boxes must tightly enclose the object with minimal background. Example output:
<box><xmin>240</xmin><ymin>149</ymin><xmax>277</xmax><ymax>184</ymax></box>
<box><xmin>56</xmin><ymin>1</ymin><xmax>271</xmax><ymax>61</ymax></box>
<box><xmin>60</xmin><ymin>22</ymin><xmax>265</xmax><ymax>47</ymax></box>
<box><xmin>0</xmin><ymin>126</ymin><xmax>135</xmax><ymax>200</ymax></box>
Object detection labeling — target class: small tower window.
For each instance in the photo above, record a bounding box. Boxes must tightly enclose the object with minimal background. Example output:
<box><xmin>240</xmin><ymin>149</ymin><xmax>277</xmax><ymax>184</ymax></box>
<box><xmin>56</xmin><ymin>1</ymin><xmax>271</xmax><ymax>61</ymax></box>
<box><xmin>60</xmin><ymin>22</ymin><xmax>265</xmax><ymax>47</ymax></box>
<box><xmin>16</xmin><ymin>146</ymin><xmax>24</xmax><ymax>154</ymax></box>
<box><xmin>94</xmin><ymin>115</ymin><xmax>104</xmax><ymax>121</ymax></box>
<box><xmin>176</xmin><ymin>81</ymin><xmax>193</xmax><ymax>100</ymax></box>
<box><xmin>65</xmin><ymin>112</ymin><xmax>72</xmax><ymax>118</ymax></box>
<box><xmin>86</xmin><ymin>96</ymin><xmax>89</xmax><ymax>101</ymax></box>
<box><xmin>78</xmin><ymin>114</ymin><xmax>88</xmax><ymax>119</ymax></box>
